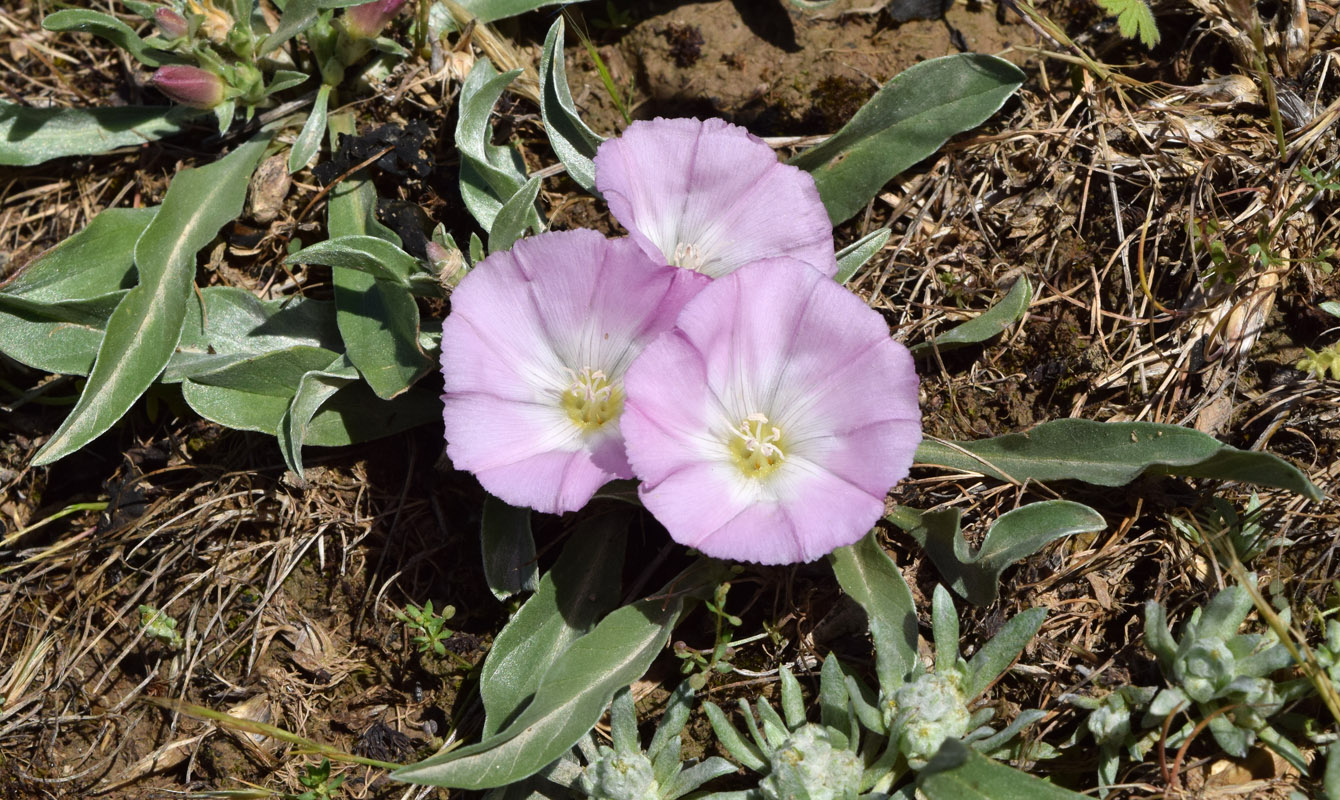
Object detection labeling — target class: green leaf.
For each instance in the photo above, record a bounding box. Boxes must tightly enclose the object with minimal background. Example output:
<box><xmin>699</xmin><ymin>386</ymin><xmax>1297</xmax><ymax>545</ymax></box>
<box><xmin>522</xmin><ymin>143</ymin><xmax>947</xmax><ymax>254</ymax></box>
<box><xmin>277</xmin><ymin>354</ymin><xmax>360</xmax><ymax>474</ymax></box>
<box><xmin>909</xmin><ymin>276</ymin><xmax>1031</xmax><ymax>356</ymax></box>
<box><xmin>829</xmin><ymin>530</ymin><xmax>918</xmax><ymax>690</ymax></box>
<box><xmin>0</xmin><ymin>293</ymin><xmax>126</xmax><ymax>375</ymax></box>
<box><xmin>1096</xmin><ymin>0</ymin><xmax>1160</xmax><ymax>47</ymax></box>
<box><xmin>965</xmin><ymin>608</ymin><xmax>1046</xmax><ymax>698</ymax></box>
<box><xmin>538</xmin><ymin>18</ymin><xmax>604</xmax><ymax>193</ymax></box>
<box><xmin>301</xmin><ymin>383</ymin><xmax>440</xmax><ymax>447</ymax></box>
<box><xmin>917</xmin><ymin>739</ymin><xmax>1088</xmax><ymax>799</ymax></box>
<box><xmin>1</xmin><ymin>207</ymin><xmax>153</xmax><ymax>301</ymax></box>
<box><xmin>393</xmin><ymin>596</ymin><xmax>681</xmax><ymax>788</ymax></box>
<box><xmin>0</xmin><ymin>103</ymin><xmax>191</xmax><ymax>167</ymax></box>
<box><xmin>834</xmin><ymin>228</ymin><xmax>891</xmax><ymax>284</ymax></box>
<box><xmin>266</xmin><ymin>70</ymin><xmax>310</xmax><ymax>96</ymax></box>
<box><xmin>331</xmin><ymin>272</ymin><xmax>431</xmax><ymax>398</ymax></box>
<box><xmin>480</xmin><ymin>515</ymin><xmax>628</xmax><ymax>737</ymax></box>
<box><xmin>42</xmin><ymin>9</ymin><xmax>172</xmax><ymax>67</ymax></box>
<box><xmin>165</xmin><ymin>288</ymin><xmax>341</xmax><ymax>382</ymax></box>
<box><xmin>261</xmin><ymin>0</ymin><xmax>319</xmax><ymax>55</ymax></box>
<box><xmin>181</xmin><ymin>345</ymin><xmax>341</xmax><ymax>433</ymax></box>
<box><xmin>895</xmin><ymin>501</ymin><xmax>1106</xmax><ymax>606</ymax></box>
<box><xmin>481</xmin><ymin>496</ymin><xmax>538</xmax><ymax>602</ymax></box>
<box><xmin>33</xmin><ymin>134</ymin><xmax>271</xmax><ymax>465</ymax></box>
<box><xmin>452</xmin><ymin>0</ymin><xmax>586</xmax><ymax>24</ymax></box>
<box><xmin>931</xmin><ymin>585</ymin><xmax>960</xmax><ymax>674</ymax></box>
<box><xmin>790</xmin><ymin>55</ymin><xmax>1024</xmax><ymax>224</ymax></box>
<box><xmin>456</xmin><ymin>60</ymin><xmax>534</xmax><ymax>231</ymax></box>
<box><xmin>287</xmin><ymin>235</ymin><xmax>422</xmax><ymax>286</ymax></box>
<box><xmin>289</xmin><ymin>84</ymin><xmax>330</xmax><ymax>173</ymax></box>
<box><xmin>488</xmin><ymin>176</ymin><xmax>542</xmax><ymax>253</ymax></box>
<box><xmin>324</xmin><ymin>112</ymin><xmax>431</xmax><ymax>400</ymax></box>
<box><xmin>915</xmin><ymin>419</ymin><xmax>1322</xmax><ymax>500</ymax></box>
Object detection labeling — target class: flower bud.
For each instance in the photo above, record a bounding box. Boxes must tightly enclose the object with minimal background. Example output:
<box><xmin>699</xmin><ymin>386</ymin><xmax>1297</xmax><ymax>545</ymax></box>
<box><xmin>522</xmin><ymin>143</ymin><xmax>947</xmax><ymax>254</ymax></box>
<box><xmin>427</xmin><ymin>240</ymin><xmax>467</xmax><ymax>289</ymax></box>
<box><xmin>186</xmin><ymin>0</ymin><xmax>232</xmax><ymax>44</ymax></box>
<box><xmin>154</xmin><ymin>7</ymin><xmax>189</xmax><ymax>39</ymax></box>
<box><xmin>149</xmin><ymin>65</ymin><xmax>226</xmax><ymax>109</ymax></box>
<box><xmin>343</xmin><ymin>0</ymin><xmax>408</xmax><ymax>38</ymax></box>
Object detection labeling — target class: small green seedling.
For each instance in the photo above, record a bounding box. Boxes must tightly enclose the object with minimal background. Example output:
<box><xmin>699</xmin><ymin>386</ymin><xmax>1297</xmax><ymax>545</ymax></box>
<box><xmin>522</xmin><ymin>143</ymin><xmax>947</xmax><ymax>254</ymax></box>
<box><xmin>290</xmin><ymin>758</ymin><xmax>344</xmax><ymax>800</ymax></box>
<box><xmin>395</xmin><ymin>600</ymin><xmax>456</xmax><ymax>657</ymax></box>
<box><xmin>674</xmin><ymin>582</ymin><xmax>742</xmax><ymax>690</ymax></box>
<box><xmin>138</xmin><ymin>604</ymin><xmax>184</xmax><ymax>650</ymax></box>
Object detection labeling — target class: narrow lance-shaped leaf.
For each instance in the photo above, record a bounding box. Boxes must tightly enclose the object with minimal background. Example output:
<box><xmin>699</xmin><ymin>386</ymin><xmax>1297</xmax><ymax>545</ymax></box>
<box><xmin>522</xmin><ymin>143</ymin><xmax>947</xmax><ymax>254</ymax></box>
<box><xmin>895</xmin><ymin>501</ymin><xmax>1107</xmax><ymax>606</ymax></box>
<box><xmin>829</xmin><ymin>530</ymin><xmax>918</xmax><ymax>689</ymax></box>
<box><xmin>479</xmin><ymin>514</ymin><xmax>628</xmax><ymax>736</ymax></box>
<box><xmin>834</xmin><ymin>227</ymin><xmax>891</xmax><ymax>284</ymax></box>
<box><xmin>289</xmin><ymin>84</ymin><xmax>331</xmax><ymax>173</ymax></box>
<box><xmin>488</xmin><ymin>176</ymin><xmax>542</xmax><ymax>253</ymax></box>
<box><xmin>917</xmin><ymin>739</ymin><xmax>1088</xmax><ymax>800</ymax></box>
<box><xmin>0</xmin><ymin>103</ymin><xmax>190</xmax><ymax>167</ymax></box>
<box><xmin>915</xmin><ymin>418</ymin><xmax>1321</xmax><ymax>500</ymax></box>
<box><xmin>42</xmin><ymin>10</ymin><xmax>172</xmax><ymax>66</ymax></box>
<box><xmin>325</xmin><ymin>112</ymin><xmax>431</xmax><ymax>399</ymax></box>
<box><xmin>909</xmin><ymin>276</ymin><xmax>1032</xmax><ymax>356</ymax></box>
<box><xmin>480</xmin><ymin>496</ymin><xmax>538</xmax><ymax>601</ymax></box>
<box><xmin>34</xmin><ymin>134</ymin><xmax>272</xmax><ymax>465</ymax></box>
<box><xmin>538</xmin><ymin>18</ymin><xmax>604</xmax><ymax>193</ymax></box>
<box><xmin>790</xmin><ymin>54</ymin><xmax>1024</xmax><ymax>224</ymax></box>
<box><xmin>392</xmin><ymin>595</ymin><xmax>683</xmax><ymax>788</ymax></box>
<box><xmin>277</xmin><ymin>355</ymin><xmax>360</xmax><ymax>475</ymax></box>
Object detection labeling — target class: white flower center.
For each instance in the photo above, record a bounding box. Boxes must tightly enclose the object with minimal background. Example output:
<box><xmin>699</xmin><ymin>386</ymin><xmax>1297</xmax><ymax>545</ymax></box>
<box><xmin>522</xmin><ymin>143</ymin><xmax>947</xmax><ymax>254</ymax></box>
<box><xmin>561</xmin><ymin>367</ymin><xmax>623</xmax><ymax>432</ymax></box>
<box><xmin>671</xmin><ymin>241</ymin><xmax>706</xmax><ymax>272</ymax></box>
<box><xmin>729</xmin><ymin>412</ymin><xmax>786</xmax><ymax>478</ymax></box>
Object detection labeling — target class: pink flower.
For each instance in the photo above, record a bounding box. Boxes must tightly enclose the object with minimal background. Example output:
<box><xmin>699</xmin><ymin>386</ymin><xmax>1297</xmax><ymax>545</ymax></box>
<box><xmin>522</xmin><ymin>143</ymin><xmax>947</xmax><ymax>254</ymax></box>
<box><xmin>153</xmin><ymin>8</ymin><xmax>189</xmax><ymax>39</ymax></box>
<box><xmin>149</xmin><ymin>65</ymin><xmax>225</xmax><ymax>109</ymax></box>
<box><xmin>623</xmin><ymin>259</ymin><xmax>921</xmax><ymax>564</ymax></box>
<box><xmin>594</xmin><ymin>117</ymin><xmax>837</xmax><ymax>279</ymax></box>
<box><xmin>344</xmin><ymin>0</ymin><xmax>408</xmax><ymax>38</ymax></box>
<box><xmin>440</xmin><ymin>229</ymin><xmax>707</xmax><ymax>514</ymax></box>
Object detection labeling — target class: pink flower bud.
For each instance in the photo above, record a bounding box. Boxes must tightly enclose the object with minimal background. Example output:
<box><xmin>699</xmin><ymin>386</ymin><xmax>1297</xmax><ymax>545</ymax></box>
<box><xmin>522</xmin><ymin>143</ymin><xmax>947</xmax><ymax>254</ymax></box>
<box><xmin>427</xmin><ymin>240</ymin><xmax>467</xmax><ymax>288</ymax></box>
<box><xmin>154</xmin><ymin>7</ymin><xmax>189</xmax><ymax>39</ymax></box>
<box><xmin>343</xmin><ymin>0</ymin><xmax>408</xmax><ymax>38</ymax></box>
<box><xmin>149</xmin><ymin>65</ymin><xmax>225</xmax><ymax>109</ymax></box>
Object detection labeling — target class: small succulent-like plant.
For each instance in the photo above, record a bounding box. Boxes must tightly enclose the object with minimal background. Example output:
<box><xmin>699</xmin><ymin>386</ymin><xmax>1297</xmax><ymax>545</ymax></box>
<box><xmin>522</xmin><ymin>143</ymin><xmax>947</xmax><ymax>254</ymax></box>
<box><xmin>705</xmin><ymin>586</ymin><xmax>1047</xmax><ymax>797</ymax></box>
<box><xmin>485</xmin><ymin>682</ymin><xmax>736</xmax><ymax>800</ymax></box>
<box><xmin>138</xmin><ymin>604</ymin><xmax>185</xmax><ymax>650</ymax></box>
<box><xmin>1063</xmin><ymin>685</ymin><xmax>1160</xmax><ymax>795</ymax></box>
<box><xmin>1144</xmin><ymin>579</ymin><xmax>1311</xmax><ymax>770</ymax></box>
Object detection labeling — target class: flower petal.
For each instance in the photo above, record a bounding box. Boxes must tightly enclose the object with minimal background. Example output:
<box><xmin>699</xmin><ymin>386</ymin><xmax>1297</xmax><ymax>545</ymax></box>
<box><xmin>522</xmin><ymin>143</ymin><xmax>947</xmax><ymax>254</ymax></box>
<box><xmin>440</xmin><ymin>229</ymin><xmax>706</xmax><ymax>514</ymax></box>
<box><xmin>624</xmin><ymin>258</ymin><xmax>920</xmax><ymax>563</ymax></box>
<box><xmin>595</xmin><ymin>117</ymin><xmax>837</xmax><ymax>278</ymax></box>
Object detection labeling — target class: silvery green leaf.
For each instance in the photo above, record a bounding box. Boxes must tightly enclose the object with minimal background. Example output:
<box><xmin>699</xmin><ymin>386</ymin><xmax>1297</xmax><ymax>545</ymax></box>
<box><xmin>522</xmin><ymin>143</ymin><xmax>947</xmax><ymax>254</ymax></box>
<box><xmin>909</xmin><ymin>277</ymin><xmax>1031</xmax><ymax>357</ymax></box>
<box><xmin>480</xmin><ymin>518</ymin><xmax>627</xmax><ymax>737</ymax></box>
<box><xmin>456</xmin><ymin>60</ymin><xmax>531</xmax><ymax>230</ymax></box>
<box><xmin>42</xmin><ymin>9</ymin><xmax>172</xmax><ymax>66</ymax></box>
<box><xmin>539</xmin><ymin>18</ymin><xmax>604</xmax><ymax>193</ymax></box>
<box><xmin>0</xmin><ymin>293</ymin><xmax>125</xmax><ymax>375</ymax></box>
<box><xmin>703</xmin><ymin>701</ymin><xmax>767</xmax><ymax>772</ymax></box>
<box><xmin>165</xmin><ymin>288</ymin><xmax>341</xmax><ymax>382</ymax></box>
<box><xmin>288</xmin><ymin>234</ymin><xmax>422</xmax><ymax>286</ymax></box>
<box><xmin>278</xmin><ymin>354</ymin><xmax>360</xmax><ymax>474</ymax></box>
<box><xmin>830</xmin><ymin>531</ymin><xmax>918</xmax><ymax>690</ymax></box>
<box><xmin>834</xmin><ymin>228</ymin><xmax>890</xmax><ymax>284</ymax></box>
<box><xmin>915</xmin><ymin>419</ymin><xmax>1321</xmax><ymax>500</ymax></box>
<box><xmin>965</xmin><ymin>608</ymin><xmax>1046</xmax><ymax>699</ymax></box>
<box><xmin>452</xmin><ymin>0</ymin><xmax>586</xmax><ymax>23</ymax></box>
<box><xmin>931</xmin><ymin>586</ymin><xmax>959</xmax><ymax>674</ymax></box>
<box><xmin>289</xmin><ymin>84</ymin><xmax>330</xmax><ymax>173</ymax></box>
<box><xmin>648</xmin><ymin>682</ymin><xmax>694</xmax><ymax>762</ymax></box>
<box><xmin>917</xmin><ymin>739</ymin><xmax>1088</xmax><ymax>799</ymax></box>
<box><xmin>819</xmin><ymin>655</ymin><xmax>853</xmax><ymax>742</ymax></box>
<box><xmin>665</xmin><ymin>757</ymin><xmax>737</xmax><ymax>799</ymax></box>
<box><xmin>790</xmin><ymin>55</ymin><xmax>1024</xmax><ymax>224</ymax></box>
<box><xmin>392</xmin><ymin>595</ymin><xmax>683</xmax><ymax>788</ymax></box>
<box><xmin>488</xmin><ymin>176</ymin><xmax>542</xmax><ymax>253</ymax></box>
<box><xmin>0</xmin><ymin>103</ymin><xmax>190</xmax><ymax>166</ymax></box>
<box><xmin>780</xmin><ymin>665</ymin><xmax>806</xmax><ymax>731</ymax></box>
<box><xmin>267</xmin><ymin>70</ymin><xmax>310</xmax><ymax>95</ymax></box>
<box><xmin>33</xmin><ymin>134</ymin><xmax>271</xmax><ymax>465</ymax></box>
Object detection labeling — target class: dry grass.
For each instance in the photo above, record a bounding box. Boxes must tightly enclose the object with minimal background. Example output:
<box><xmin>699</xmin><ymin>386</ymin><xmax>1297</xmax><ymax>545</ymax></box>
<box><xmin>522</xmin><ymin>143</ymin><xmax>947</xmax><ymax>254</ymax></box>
<box><xmin>1</xmin><ymin>0</ymin><xmax>1339</xmax><ymax>797</ymax></box>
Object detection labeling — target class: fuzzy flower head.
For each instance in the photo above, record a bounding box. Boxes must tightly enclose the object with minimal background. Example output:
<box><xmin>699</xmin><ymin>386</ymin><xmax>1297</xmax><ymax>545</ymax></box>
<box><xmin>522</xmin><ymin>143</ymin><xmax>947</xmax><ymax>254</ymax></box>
<box><xmin>594</xmin><ymin>118</ymin><xmax>837</xmax><ymax>279</ymax></box>
<box><xmin>440</xmin><ymin>229</ymin><xmax>707</xmax><ymax>515</ymax></box>
<box><xmin>623</xmin><ymin>259</ymin><xmax>920</xmax><ymax>564</ymax></box>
